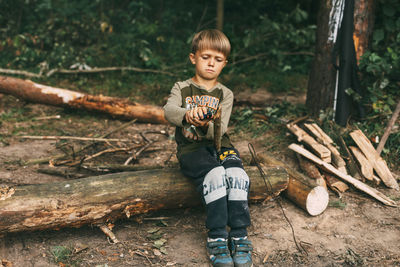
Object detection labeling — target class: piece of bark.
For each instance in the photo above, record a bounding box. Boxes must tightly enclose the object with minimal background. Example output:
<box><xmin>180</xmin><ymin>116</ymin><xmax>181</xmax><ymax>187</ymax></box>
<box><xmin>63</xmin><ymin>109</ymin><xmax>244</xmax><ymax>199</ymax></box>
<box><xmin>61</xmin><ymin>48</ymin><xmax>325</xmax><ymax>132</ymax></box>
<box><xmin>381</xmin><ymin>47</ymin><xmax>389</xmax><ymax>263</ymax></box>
<box><xmin>337</xmin><ymin>135</ymin><xmax>364</xmax><ymax>181</ymax></box>
<box><xmin>296</xmin><ymin>154</ymin><xmax>327</xmax><ymax>189</ymax></box>
<box><xmin>349</xmin><ymin>146</ymin><xmax>373</xmax><ymax>181</ymax></box>
<box><xmin>289</xmin><ymin>143</ymin><xmax>397</xmax><ymax>207</ymax></box>
<box><xmin>0</xmin><ymin>75</ymin><xmax>168</xmax><ymax>124</ymax></box>
<box><xmin>252</xmin><ymin>152</ymin><xmax>329</xmax><ymax>216</ymax></box>
<box><xmin>376</xmin><ymin>100</ymin><xmax>400</xmax><ymax>155</ymax></box>
<box><xmin>304</xmin><ymin>123</ymin><xmax>347</xmax><ymax>173</ymax></box>
<box><xmin>0</xmin><ymin>166</ymin><xmax>288</xmax><ymax>234</ymax></box>
<box><xmin>323</xmin><ymin>172</ymin><xmax>349</xmax><ymax>193</ymax></box>
<box><xmin>287</xmin><ymin>123</ymin><xmax>331</xmax><ymax>163</ymax></box>
<box><xmin>350</xmin><ymin>129</ymin><xmax>399</xmax><ymax>190</ymax></box>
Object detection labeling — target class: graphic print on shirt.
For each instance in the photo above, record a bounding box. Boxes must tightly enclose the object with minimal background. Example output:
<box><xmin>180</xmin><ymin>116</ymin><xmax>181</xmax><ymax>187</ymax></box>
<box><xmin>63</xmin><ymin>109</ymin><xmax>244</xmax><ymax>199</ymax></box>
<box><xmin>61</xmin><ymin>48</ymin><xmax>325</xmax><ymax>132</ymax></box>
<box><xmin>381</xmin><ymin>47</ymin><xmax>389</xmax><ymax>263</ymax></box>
<box><xmin>185</xmin><ymin>95</ymin><xmax>220</xmax><ymax>111</ymax></box>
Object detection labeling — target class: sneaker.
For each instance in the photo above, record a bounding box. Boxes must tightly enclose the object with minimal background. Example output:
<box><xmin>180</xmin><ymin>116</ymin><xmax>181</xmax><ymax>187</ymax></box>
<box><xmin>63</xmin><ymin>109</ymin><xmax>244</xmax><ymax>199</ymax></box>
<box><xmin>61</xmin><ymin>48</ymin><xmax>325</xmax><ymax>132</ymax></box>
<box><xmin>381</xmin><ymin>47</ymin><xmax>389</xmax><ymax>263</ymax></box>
<box><xmin>207</xmin><ymin>238</ymin><xmax>234</xmax><ymax>267</ymax></box>
<box><xmin>230</xmin><ymin>237</ymin><xmax>253</xmax><ymax>267</ymax></box>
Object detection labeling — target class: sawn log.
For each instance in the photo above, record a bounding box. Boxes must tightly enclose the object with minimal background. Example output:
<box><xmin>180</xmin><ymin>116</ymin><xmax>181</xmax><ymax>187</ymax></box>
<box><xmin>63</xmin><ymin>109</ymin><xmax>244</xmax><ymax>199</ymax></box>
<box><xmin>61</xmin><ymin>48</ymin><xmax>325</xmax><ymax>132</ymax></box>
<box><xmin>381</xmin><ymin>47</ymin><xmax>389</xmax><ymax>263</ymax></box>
<box><xmin>0</xmin><ymin>75</ymin><xmax>168</xmax><ymax>124</ymax></box>
<box><xmin>0</xmin><ymin>166</ymin><xmax>288</xmax><ymax>234</ymax></box>
<box><xmin>251</xmin><ymin>152</ymin><xmax>329</xmax><ymax>216</ymax></box>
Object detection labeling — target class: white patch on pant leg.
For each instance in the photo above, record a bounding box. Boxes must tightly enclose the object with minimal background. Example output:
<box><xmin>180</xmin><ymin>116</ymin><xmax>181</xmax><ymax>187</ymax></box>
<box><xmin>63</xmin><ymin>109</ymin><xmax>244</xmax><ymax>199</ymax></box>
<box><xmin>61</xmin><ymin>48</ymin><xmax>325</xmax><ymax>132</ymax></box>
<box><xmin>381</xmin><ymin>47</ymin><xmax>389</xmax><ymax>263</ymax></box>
<box><xmin>225</xmin><ymin>167</ymin><xmax>249</xmax><ymax>201</ymax></box>
<box><xmin>203</xmin><ymin>166</ymin><xmax>227</xmax><ymax>204</ymax></box>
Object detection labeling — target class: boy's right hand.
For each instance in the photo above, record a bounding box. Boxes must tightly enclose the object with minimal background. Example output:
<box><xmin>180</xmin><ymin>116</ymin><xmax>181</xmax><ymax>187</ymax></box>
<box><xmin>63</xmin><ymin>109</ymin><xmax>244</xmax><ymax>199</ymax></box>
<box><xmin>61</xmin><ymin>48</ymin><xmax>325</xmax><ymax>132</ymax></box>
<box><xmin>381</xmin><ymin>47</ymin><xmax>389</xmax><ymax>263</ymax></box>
<box><xmin>185</xmin><ymin>106</ymin><xmax>211</xmax><ymax>127</ymax></box>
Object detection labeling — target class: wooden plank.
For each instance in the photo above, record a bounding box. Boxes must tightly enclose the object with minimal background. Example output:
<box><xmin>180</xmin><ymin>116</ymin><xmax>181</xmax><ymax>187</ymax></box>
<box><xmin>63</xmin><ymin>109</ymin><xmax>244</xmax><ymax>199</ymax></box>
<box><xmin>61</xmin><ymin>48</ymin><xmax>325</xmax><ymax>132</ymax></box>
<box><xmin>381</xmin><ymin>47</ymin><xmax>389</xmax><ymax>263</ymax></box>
<box><xmin>349</xmin><ymin>146</ymin><xmax>373</xmax><ymax>181</ymax></box>
<box><xmin>304</xmin><ymin>123</ymin><xmax>347</xmax><ymax>173</ymax></box>
<box><xmin>287</xmin><ymin>123</ymin><xmax>331</xmax><ymax>163</ymax></box>
<box><xmin>350</xmin><ymin>130</ymin><xmax>399</xmax><ymax>190</ymax></box>
<box><xmin>289</xmin><ymin>143</ymin><xmax>397</xmax><ymax>207</ymax></box>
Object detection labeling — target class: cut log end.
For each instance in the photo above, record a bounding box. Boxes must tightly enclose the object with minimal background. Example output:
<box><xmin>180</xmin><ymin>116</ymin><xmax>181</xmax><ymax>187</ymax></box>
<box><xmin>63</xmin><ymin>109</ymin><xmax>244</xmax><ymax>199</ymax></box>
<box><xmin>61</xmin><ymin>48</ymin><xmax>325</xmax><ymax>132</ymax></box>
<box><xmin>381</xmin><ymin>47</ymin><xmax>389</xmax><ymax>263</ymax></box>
<box><xmin>306</xmin><ymin>186</ymin><xmax>329</xmax><ymax>216</ymax></box>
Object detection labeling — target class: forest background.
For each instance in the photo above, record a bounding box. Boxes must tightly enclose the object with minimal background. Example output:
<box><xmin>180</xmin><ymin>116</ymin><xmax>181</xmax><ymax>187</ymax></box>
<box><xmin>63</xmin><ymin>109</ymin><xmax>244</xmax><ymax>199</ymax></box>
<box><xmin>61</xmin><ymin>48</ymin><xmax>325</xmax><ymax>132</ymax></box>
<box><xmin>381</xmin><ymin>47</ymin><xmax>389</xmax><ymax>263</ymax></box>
<box><xmin>0</xmin><ymin>0</ymin><xmax>399</xmax><ymax>165</ymax></box>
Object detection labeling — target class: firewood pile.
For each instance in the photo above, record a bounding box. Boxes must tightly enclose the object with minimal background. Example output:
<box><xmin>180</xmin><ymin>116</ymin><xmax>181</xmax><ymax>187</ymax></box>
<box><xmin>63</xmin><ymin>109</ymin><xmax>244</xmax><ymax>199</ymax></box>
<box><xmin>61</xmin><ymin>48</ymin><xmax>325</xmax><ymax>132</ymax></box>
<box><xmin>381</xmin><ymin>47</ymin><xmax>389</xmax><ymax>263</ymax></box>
<box><xmin>286</xmin><ymin>120</ymin><xmax>398</xmax><ymax>207</ymax></box>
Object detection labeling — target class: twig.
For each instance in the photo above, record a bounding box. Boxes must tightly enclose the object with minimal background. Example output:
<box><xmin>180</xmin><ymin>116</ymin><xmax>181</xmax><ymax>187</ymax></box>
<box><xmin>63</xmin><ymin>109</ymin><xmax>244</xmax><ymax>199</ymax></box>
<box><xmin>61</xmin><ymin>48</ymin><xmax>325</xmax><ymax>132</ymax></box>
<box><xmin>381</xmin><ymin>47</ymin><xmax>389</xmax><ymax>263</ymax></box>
<box><xmin>83</xmin><ymin>147</ymin><xmax>132</xmax><ymax>162</ymax></box>
<box><xmin>46</xmin><ymin>66</ymin><xmax>175</xmax><ymax>77</ymax></box>
<box><xmin>0</xmin><ymin>68</ymin><xmax>41</xmax><ymax>78</ymax></box>
<box><xmin>124</xmin><ymin>142</ymin><xmax>153</xmax><ymax>165</ymax></box>
<box><xmin>32</xmin><ymin>115</ymin><xmax>61</xmax><ymax>121</ymax></box>
<box><xmin>0</xmin><ymin>66</ymin><xmax>175</xmax><ymax>78</ymax></box>
<box><xmin>81</xmin><ymin>163</ymin><xmax>169</xmax><ymax>173</ymax></box>
<box><xmin>26</xmin><ymin>119</ymin><xmax>137</xmax><ymax>165</ymax></box>
<box><xmin>19</xmin><ymin>135</ymin><xmax>132</xmax><ymax>142</ymax></box>
<box><xmin>98</xmin><ymin>224</ymin><xmax>119</xmax><ymax>244</ymax></box>
<box><xmin>376</xmin><ymin>100</ymin><xmax>400</xmax><ymax>155</ymax></box>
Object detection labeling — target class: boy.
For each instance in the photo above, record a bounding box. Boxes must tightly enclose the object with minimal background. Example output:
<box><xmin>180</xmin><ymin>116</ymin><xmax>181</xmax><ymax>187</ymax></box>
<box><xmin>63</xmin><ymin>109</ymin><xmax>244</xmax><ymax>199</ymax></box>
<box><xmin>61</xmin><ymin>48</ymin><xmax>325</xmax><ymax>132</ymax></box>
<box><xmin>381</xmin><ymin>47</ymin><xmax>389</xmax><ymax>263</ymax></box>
<box><xmin>163</xmin><ymin>29</ymin><xmax>252</xmax><ymax>267</ymax></box>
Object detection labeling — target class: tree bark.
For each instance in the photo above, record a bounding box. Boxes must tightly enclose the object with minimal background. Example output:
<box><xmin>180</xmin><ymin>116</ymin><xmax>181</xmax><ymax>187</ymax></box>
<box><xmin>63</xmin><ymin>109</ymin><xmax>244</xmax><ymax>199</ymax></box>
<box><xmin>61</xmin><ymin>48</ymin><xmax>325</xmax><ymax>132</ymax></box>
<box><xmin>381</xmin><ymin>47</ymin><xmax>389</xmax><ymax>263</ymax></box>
<box><xmin>306</xmin><ymin>0</ymin><xmax>375</xmax><ymax>115</ymax></box>
<box><xmin>306</xmin><ymin>0</ymin><xmax>337</xmax><ymax>115</ymax></box>
<box><xmin>216</xmin><ymin>0</ymin><xmax>224</xmax><ymax>31</ymax></box>
<box><xmin>0</xmin><ymin>75</ymin><xmax>168</xmax><ymax>124</ymax></box>
<box><xmin>353</xmin><ymin>0</ymin><xmax>375</xmax><ymax>63</ymax></box>
<box><xmin>0</xmin><ymin>166</ymin><xmax>288</xmax><ymax>234</ymax></box>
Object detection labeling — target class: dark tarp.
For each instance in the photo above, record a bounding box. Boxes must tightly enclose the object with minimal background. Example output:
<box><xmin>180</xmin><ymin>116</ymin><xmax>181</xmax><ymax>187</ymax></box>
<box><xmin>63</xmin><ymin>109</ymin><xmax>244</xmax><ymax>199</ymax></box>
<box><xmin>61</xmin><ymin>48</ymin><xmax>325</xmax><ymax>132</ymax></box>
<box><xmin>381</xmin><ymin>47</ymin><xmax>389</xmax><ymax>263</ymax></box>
<box><xmin>333</xmin><ymin>0</ymin><xmax>365</xmax><ymax>126</ymax></box>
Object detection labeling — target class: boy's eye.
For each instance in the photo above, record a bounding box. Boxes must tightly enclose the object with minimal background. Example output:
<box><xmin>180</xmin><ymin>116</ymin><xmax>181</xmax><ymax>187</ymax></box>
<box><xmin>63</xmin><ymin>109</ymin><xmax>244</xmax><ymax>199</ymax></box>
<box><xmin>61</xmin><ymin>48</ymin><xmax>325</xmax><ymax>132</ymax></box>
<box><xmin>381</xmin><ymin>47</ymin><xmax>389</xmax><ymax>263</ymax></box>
<box><xmin>201</xmin><ymin>55</ymin><xmax>209</xmax><ymax>60</ymax></box>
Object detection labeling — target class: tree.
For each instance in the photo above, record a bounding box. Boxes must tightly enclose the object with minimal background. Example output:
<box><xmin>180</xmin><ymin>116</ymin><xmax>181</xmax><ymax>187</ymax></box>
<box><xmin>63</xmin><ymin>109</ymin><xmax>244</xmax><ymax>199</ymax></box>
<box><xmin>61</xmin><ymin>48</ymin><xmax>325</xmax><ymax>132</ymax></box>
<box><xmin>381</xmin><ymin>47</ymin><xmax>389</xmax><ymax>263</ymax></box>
<box><xmin>306</xmin><ymin>0</ymin><xmax>375</xmax><ymax>117</ymax></box>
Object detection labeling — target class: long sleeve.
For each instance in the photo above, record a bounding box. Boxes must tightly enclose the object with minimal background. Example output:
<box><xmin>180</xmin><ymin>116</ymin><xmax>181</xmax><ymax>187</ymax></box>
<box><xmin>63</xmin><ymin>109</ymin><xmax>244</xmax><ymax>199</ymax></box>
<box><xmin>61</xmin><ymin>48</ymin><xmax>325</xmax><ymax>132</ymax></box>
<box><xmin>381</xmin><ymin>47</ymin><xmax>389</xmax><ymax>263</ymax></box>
<box><xmin>163</xmin><ymin>82</ymin><xmax>187</xmax><ymax>127</ymax></box>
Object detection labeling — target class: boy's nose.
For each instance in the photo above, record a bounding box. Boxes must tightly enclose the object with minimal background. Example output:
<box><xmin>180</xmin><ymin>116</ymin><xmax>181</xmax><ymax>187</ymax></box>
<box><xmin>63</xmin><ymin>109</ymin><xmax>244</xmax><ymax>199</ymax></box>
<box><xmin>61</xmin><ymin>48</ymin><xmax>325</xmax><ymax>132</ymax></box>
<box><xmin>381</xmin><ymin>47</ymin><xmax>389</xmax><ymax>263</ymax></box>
<box><xmin>208</xmin><ymin>58</ymin><xmax>215</xmax><ymax>66</ymax></box>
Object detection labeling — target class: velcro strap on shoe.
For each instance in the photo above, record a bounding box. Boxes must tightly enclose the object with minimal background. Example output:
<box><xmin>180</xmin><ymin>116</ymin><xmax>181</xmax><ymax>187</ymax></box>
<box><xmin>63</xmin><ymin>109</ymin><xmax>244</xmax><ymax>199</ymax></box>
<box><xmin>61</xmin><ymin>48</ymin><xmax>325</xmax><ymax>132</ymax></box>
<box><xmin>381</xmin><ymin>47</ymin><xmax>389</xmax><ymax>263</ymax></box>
<box><xmin>208</xmin><ymin>241</ymin><xmax>230</xmax><ymax>255</ymax></box>
<box><xmin>233</xmin><ymin>240</ymin><xmax>253</xmax><ymax>252</ymax></box>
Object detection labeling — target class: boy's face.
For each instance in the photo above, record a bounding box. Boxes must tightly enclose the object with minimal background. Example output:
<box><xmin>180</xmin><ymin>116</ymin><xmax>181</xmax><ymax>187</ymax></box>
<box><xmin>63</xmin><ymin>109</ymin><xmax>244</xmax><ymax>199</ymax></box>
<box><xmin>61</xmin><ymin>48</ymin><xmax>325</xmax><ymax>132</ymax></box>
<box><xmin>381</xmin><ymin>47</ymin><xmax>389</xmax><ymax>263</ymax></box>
<box><xmin>189</xmin><ymin>49</ymin><xmax>227</xmax><ymax>82</ymax></box>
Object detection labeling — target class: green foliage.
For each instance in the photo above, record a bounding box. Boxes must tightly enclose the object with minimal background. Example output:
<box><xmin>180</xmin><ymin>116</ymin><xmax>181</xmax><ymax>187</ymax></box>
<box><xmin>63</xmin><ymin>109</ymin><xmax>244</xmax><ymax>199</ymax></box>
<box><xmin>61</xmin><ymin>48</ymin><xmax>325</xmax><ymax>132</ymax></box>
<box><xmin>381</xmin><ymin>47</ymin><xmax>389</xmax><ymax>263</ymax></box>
<box><xmin>0</xmin><ymin>0</ymin><xmax>315</xmax><ymax>94</ymax></box>
<box><xmin>358</xmin><ymin>0</ymin><xmax>400</xmax><ymax>162</ymax></box>
<box><xmin>50</xmin><ymin>245</ymin><xmax>78</xmax><ymax>266</ymax></box>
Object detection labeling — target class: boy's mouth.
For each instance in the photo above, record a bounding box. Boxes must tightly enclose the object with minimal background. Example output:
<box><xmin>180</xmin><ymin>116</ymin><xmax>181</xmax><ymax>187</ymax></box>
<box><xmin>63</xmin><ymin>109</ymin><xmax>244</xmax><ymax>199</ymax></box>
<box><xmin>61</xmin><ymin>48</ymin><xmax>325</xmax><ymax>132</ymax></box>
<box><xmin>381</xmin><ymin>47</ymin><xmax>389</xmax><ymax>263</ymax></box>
<box><xmin>206</xmin><ymin>69</ymin><xmax>214</xmax><ymax>73</ymax></box>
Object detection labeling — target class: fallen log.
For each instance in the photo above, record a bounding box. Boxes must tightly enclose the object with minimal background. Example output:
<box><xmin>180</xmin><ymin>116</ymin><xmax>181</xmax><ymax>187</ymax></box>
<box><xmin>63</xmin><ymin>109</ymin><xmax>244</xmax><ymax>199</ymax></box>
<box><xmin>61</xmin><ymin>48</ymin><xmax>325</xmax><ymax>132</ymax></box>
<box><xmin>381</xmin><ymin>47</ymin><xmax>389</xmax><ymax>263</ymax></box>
<box><xmin>0</xmin><ymin>75</ymin><xmax>168</xmax><ymax>124</ymax></box>
<box><xmin>251</xmin><ymin>152</ymin><xmax>329</xmax><ymax>216</ymax></box>
<box><xmin>289</xmin><ymin>143</ymin><xmax>397</xmax><ymax>207</ymax></box>
<box><xmin>0</xmin><ymin>166</ymin><xmax>288</xmax><ymax>234</ymax></box>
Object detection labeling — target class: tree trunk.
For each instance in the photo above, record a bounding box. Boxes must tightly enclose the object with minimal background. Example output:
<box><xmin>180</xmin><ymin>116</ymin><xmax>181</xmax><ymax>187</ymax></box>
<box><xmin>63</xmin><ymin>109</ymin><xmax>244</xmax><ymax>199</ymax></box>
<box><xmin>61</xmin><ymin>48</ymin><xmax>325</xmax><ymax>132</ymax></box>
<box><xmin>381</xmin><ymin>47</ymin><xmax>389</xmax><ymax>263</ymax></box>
<box><xmin>306</xmin><ymin>0</ymin><xmax>337</xmax><ymax>115</ymax></box>
<box><xmin>353</xmin><ymin>0</ymin><xmax>375</xmax><ymax>63</ymax></box>
<box><xmin>216</xmin><ymin>0</ymin><xmax>224</xmax><ymax>31</ymax></box>
<box><xmin>0</xmin><ymin>166</ymin><xmax>288</xmax><ymax>234</ymax></box>
<box><xmin>0</xmin><ymin>75</ymin><xmax>168</xmax><ymax>124</ymax></box>
<box><xmin>306</xmin><ymin>0</ymin><xmax>375</xmax><ymax>115</ymax></box>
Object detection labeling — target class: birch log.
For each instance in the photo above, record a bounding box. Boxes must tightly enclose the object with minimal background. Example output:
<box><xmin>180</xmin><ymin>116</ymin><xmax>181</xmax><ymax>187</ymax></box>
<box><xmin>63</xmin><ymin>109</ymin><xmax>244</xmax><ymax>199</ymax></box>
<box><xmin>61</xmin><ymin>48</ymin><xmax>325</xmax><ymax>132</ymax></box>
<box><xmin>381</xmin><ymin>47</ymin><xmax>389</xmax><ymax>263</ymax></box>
<box><xmin>0</xmin><ymin>166</ymin><xmax>288</xmax><ymax>234</ymax></box>
<box><xmin>0</xmin><ymin>75</ymin><xmax>168</xmax><ymax>124</ymax></box>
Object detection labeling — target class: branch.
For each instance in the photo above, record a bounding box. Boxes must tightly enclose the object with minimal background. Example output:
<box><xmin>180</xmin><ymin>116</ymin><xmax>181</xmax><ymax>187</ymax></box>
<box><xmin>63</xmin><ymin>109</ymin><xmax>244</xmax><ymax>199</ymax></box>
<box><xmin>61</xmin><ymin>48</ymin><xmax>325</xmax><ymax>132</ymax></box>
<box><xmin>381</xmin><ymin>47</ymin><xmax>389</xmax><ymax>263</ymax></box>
<box><xmin>19</xmin><ymin>135</ymin><xmax>132</xmax><ymax>143</ymax></box>
<box><xmin>0</xmin><ymin>66</ymin><xmax>175</xmax><ymax>79</ymax></box>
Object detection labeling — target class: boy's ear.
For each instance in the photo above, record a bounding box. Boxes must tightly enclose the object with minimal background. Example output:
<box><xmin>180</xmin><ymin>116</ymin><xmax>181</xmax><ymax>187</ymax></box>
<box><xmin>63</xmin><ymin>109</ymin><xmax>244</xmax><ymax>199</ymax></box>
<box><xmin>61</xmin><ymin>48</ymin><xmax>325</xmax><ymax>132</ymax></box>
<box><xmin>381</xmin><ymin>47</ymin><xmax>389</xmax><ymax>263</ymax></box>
<box><xmin>189</xmin><ymin>53</ymin><xmax>196</xmax><ymax>64</ymax></box>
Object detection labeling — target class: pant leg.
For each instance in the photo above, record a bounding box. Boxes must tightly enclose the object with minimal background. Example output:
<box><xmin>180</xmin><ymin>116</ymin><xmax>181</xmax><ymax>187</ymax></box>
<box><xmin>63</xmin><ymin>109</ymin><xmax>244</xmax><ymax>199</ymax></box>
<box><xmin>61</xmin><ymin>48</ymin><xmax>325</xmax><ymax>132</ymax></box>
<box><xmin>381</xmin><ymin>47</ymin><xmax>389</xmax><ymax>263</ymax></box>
<box><xmin>220</xmin><ymin>148</ymin><xmax>251</xmax><ymax>238</ymax></box>
<box><xmin>178</xmin><ymin>146</ymin><xmax>229</xmax><ymax>239</ymax></box>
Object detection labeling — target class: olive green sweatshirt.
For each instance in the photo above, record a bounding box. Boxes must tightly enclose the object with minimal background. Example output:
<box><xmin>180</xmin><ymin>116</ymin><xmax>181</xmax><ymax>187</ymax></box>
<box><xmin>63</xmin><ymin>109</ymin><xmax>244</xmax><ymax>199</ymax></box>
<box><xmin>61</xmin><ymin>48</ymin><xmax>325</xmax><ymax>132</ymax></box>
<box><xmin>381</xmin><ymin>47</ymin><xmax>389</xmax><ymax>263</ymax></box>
<box><xmin>163</xmin><ymin>79</ymin><xmax>234</xmax><ymax>157</ymax></box>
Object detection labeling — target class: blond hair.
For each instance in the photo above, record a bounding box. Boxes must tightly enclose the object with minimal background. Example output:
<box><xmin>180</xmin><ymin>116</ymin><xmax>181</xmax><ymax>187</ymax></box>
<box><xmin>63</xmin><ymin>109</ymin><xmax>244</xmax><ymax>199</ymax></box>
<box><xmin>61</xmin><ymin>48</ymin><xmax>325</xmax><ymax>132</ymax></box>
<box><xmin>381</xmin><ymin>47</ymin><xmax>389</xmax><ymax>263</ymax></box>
<box><xmin>191</xmin><ymin>29</ymin><xmax>231</xmax><ymax>58</ymax></box>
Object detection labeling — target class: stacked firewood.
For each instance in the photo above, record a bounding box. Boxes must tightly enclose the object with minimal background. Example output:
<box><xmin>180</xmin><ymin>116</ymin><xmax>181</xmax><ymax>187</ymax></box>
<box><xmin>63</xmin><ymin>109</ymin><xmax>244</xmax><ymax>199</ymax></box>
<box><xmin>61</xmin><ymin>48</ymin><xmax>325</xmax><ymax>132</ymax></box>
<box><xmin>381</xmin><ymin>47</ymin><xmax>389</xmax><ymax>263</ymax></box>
<box><xmin>287</xmin><ymin>121</ymin><xmax>398</xmax><ymax>207</ymax></box>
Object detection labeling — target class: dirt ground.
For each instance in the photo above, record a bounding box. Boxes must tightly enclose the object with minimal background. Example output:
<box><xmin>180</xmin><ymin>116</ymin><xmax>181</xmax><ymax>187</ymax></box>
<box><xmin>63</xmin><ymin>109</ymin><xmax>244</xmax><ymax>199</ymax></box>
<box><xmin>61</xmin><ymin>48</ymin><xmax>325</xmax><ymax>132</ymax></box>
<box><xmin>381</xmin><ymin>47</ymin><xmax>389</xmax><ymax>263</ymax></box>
<box><xmin>0</xmin><ymin>94</ymin><xmax>400</xmax><ymax>267</ymax></box>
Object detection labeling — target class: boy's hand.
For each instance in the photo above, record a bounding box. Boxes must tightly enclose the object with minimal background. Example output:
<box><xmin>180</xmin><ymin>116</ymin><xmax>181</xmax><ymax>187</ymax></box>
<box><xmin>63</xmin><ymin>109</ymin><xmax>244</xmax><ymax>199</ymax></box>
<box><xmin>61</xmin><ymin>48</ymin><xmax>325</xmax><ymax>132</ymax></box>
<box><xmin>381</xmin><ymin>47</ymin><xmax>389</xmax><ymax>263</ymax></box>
<box><xmin>185</xmin><ymin>106</ymin><xmax>212</xmax><ymax>127</ymax></box>
<box><xmin>182</xmin><ymin>127</ymin><xmax>201</xmax><ymax>141</ymax></box>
